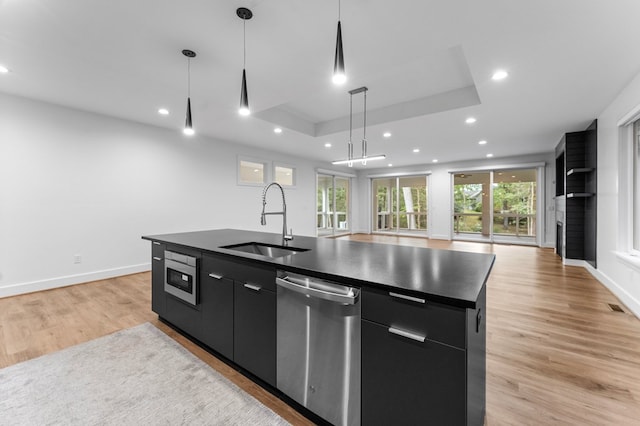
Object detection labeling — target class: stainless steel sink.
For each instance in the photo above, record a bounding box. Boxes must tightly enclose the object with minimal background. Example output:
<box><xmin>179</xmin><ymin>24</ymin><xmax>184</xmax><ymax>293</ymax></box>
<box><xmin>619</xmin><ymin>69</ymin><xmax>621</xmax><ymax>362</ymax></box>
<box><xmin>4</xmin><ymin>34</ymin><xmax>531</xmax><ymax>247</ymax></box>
<box><xmin>221</xmin><ymin>242</ymin><xmax>310</xmax><ymax>259</ymax></box>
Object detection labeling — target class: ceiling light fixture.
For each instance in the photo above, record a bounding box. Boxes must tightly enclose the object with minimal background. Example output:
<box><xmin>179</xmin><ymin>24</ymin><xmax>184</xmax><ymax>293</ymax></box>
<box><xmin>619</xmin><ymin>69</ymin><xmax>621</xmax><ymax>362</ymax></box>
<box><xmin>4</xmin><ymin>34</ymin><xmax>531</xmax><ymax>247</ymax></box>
<box><xmin>332</xmin><ymin>0</ymin><xmax>346</xmax><ymax>85</ymax></box>
<box><xmin>332</xmin><ymin>86</ymin><xmax>385</xmax><ymax>166</ymax></box>
<box><xmin>182</xmin><ymin>49</ymin><xmax>196</xmax><ymax>136</ymax></box>
<box><xmin>237</xmin><ymin>7</ymin><xmax>253</xmax><ymax>116</ymax></box>
<box><xmin>388</xmin><ymin>163</ymin><xmax>393</xmax><ymax>167</ymax></box>
<box><xmin>478</xmin><ymin>140</ymin><xmax>487</xmax><ymax>145</ymax></box>
<box><xmin>486</xmin><ymin>153</ymin><xmax>494</xmax><ymax>158</ymax></box>
<box><xmin>432</xmin><ymin>159</ymin><xmax>438</xmax><ymax>163</ymax></box>
<box><xmin>158</xmin><ymin>108</ymin><xmax>169</xmax><ymax>115</ymax></box>
<box><xmin>0</xmin><ymin>65</ymin><xmax>9</xmax><ymax>74</ymax></box>
<box><xmin>465</xmin><ymin>117</ymin><xmax>477</xmax><ymax>124</ymax></box>
<box><xmin>413</xmin><ymin>148</ymin><xmax>420</xmax><ymax>153</ymax></box>
<box><xmin>325</xmin><ymin>143</ymin><xmax>332</xmax><ymax>148</ymax></box>
<box><xmin>383</xmin><ymin>132</ymin><xmax>391</xmax><ymax>138</ymax></box>
<box><xmin>274</xmin><ymin>127</ymin><xmax>282</xmax><ymax>134</ymax></box>
<box><xmin>492</xmin><ymin>70</ymin><xmax>508</xmax><ymax>81</ymax></box>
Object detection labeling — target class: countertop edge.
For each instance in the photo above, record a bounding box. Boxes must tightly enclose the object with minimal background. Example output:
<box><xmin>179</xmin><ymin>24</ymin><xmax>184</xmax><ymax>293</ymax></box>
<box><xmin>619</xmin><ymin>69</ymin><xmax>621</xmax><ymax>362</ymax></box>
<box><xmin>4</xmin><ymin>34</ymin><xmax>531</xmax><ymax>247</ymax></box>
<box><xmin>142</xmin><ymin>231</ymin><xmax>494</xmax><ymax>310</ymax></box>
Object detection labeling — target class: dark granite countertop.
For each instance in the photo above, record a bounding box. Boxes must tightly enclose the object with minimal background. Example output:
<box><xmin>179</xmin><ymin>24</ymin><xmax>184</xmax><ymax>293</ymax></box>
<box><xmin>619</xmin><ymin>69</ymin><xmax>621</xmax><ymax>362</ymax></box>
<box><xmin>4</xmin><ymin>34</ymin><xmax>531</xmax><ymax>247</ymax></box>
<box><xmin>142</xmin><ymin>229</ymin><xmax>495</xmax><ymax>309</ymax></box>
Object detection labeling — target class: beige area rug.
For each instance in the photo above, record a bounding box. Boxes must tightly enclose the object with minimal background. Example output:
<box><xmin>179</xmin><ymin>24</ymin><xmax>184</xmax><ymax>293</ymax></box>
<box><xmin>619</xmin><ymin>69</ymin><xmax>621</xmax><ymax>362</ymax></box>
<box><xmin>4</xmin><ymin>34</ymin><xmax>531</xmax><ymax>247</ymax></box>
<box><xmin>0</xmin><ymin>323</ymin><xmax>290</xmax><ymax>426</ymax></box>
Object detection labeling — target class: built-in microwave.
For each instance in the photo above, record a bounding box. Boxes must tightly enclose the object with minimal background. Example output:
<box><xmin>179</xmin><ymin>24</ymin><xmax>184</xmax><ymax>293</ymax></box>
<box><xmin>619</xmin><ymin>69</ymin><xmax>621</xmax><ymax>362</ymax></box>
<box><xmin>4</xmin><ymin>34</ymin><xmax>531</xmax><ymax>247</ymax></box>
<box><xmin>164</xmin><ymin>250</ymin><xmax>198</xmax><ymax>305</ymax></box>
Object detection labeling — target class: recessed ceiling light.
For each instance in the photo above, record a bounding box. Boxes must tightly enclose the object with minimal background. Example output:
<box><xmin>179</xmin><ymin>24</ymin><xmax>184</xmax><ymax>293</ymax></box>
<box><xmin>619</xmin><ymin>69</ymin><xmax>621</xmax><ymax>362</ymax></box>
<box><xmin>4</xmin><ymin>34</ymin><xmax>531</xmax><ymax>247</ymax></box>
<box><xmin>413</xmin><ymin>148</ymin><xmax>420</xmax><ymax>153</ymax></box>
<box><xmin>0</xmin><ymin>65</ymin><xmax>9</xmax><ymax>74</ymax></box>
<box><xmin>383</xmin><ymin>132</ymin><xmax>391</xmax><ymax>138</ymax></box>
<box><xmin>465</xmin><ymin>117</ymin><xmax>476</xmax><ymax>124</ymax></box>
<box><xmin>478</xmin><ymin>140</ymin><xmax>487</xmax><ymax>145</ymax></box>
<box><xmin>158</xmin><ymin>108</ymin><xmax>169</xmax><ymax>115</ymax></box>
<box><xmin>492</xmin><ymin>70</ymin><xmax>508</xmax><ymax>81</ymax></box>
<box><xmin>388</xmin><ymin>163</ymin><xmax>393</xmax><ymax>167</ymax></box>
<box><xmin>274</xmin><ymin>127</ymin><xmax>283</xmax><ymax>134</ymax></box>
<box><xmin>486</xmin><ymin>153</ymin><xmax>494</xmax><ymax>158</ymax></box>
<box><xmin>324</xmin><ymin>143</ymin><xmax>332</xmax><ymax>148</ymax></box>
<box><xmin>432</xmin><ymin>159</ymin><xmax>438</xmax><ymax>163</ymax></box>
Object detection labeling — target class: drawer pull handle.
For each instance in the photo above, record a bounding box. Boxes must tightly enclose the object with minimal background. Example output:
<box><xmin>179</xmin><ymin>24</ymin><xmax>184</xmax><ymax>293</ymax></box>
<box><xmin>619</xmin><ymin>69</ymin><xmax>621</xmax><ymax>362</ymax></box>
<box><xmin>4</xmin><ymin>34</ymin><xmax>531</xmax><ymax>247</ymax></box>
<box><xmin>152</xmin><ymin>257</ymin><xmax>162</xmax><ymax>261</ymax></box>
<box><xmin>152</xmin><ymin>241</ymin><xmax>161</xmax><ymax>245</ymax></box>
<box><xmin>388</xmin><ymin>327</ymin><xmax>426</xmax><ymax>343</ymax></box>
<box><xmin>244</xmin><ymin>283</ymin><xmax>262</xmax><ymax>292</ymax></box>
<box><xmin>389</xmin><ymin>292</ymin><xmax>425</xmax><ymax>304</ymax></box>
<box><xmin>209</xmin><ymin>273</ymin><xmax>223</xmax><ymax>280</ymax></box>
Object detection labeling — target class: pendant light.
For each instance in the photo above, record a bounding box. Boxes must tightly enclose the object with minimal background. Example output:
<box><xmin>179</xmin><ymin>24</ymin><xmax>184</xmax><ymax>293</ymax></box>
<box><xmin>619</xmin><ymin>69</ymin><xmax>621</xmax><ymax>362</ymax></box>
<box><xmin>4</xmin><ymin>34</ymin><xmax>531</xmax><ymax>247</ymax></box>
<box><xmin>332</xmin><ymin>0</ymin><xmax>346</xmax><ymax>85</ymax></box>
<box><xmin>237</xmin><ymin>7</ymin><xmax>253</xmax><ymax>116</ymax></box>
<box><xmin>332</xmin><ymin>87</ymin><xmax>386</xmax><ymax>166</ymax></box>
<box><xmin>182</xmin><ymin>49</ymin><xmax>196</xmax><ymax>136</ymax></box>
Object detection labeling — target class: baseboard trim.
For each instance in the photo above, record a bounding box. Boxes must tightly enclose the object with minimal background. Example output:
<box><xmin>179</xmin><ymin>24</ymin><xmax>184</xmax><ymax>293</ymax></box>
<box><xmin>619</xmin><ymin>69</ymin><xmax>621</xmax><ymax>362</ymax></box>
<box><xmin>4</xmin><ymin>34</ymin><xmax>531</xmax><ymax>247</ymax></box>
<box><xmin>585</xmin><ymin>264</ymin><xmax>640</xmax><ymax>320</ymax></box>
<box><xmin>0</xmin><ymin>263</ymin><xmax>151</xmax><ymax>299</ymax></box>
<box><xmin>430</xmin><ymin>234</ymin><xmax>450</xmax><ymax>240</ymax></box>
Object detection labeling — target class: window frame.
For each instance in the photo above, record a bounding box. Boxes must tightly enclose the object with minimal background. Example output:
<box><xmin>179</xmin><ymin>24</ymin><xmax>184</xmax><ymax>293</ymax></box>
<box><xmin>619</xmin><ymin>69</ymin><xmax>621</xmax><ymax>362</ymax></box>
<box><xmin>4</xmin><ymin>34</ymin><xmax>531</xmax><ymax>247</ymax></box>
<box><xmin>237</xmin><ymin>156</ymin><xmax>270</xmax><ymax>187</ymax></box>
<box><xmin>616</xmin><ymin>105</ymin><xmax>640</xmax><ymax>261</ymax></box>
<box><xmin>273</xmin><ymin>162</ymin><xmax>297</xmax><ymax>188</ymax></box>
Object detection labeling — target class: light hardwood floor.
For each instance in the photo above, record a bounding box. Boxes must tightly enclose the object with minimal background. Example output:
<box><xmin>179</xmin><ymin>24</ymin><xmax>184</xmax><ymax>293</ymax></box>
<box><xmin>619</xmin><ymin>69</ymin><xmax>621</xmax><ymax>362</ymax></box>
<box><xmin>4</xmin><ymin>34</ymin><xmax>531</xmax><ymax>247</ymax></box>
<box><xmin>1</xmin><ymin>235</ymin><xmax>639</xmax><ymax>425</ymax></box>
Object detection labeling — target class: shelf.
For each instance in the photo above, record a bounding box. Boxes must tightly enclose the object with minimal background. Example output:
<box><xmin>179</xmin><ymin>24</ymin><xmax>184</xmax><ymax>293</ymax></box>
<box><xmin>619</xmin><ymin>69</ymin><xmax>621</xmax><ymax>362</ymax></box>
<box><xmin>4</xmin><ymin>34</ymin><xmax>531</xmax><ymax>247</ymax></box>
<box><xmin>566</xmin><ymin>192</ymin><xmax>594</xmax><ymax>198</ymax></box>
<box><xmin>567</xmin><ymin>168</ymin><xmax>594</xmax><ymax>176</ymax></box>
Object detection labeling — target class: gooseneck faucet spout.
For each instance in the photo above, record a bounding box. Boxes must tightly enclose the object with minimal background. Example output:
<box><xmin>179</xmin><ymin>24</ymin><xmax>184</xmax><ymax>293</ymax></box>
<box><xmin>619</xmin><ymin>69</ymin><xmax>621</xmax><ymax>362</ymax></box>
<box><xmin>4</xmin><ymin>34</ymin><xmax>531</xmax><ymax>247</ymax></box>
<box><xmin>261</xmin><ymin>182</ymin><xmax>293</xmax><ymax>246</ymax></box>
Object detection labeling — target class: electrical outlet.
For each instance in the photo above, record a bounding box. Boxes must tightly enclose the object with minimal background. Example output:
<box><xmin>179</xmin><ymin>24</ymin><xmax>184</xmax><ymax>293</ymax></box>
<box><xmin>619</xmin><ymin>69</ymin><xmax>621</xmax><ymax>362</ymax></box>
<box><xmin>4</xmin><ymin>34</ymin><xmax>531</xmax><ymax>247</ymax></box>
<box><xmin>74</xmin><ymin>254</ymin><xmax>82</xmax><ymax>264</ymax></box>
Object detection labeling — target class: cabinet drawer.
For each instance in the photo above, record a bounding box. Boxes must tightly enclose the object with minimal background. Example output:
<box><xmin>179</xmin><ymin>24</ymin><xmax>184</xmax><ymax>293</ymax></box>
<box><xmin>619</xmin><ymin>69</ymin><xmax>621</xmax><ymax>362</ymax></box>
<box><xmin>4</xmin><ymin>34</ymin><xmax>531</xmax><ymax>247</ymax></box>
<box><xmin>362</xmin><ymin>287</ymin><xmax>466</xmax><ymax>348</ymax></box>
<box><xmin>151</xmin><ymin>241</ymin><xmax>165</xmax><ymax>260</ymax></box>
<box><xmin>165</xmin><ymin>295</ymin><xmax>202</xmax><ymax>340</ymax></box>
<box><xmin>205</xmin><ymin>254</ymin><xmax>276</xmax><ymax>292</ymax></box>
<box><xmin>362</xmin><ymin>319</ymin><xmax>466</xmax><ymax>426</ymax></box>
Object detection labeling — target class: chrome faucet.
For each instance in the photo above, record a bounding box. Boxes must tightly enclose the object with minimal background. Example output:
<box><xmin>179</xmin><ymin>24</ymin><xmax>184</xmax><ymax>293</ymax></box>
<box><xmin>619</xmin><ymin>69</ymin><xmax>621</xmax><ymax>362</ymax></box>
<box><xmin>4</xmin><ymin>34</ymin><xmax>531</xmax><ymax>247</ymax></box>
<box><xmin>261</xmin><ymin>182</ymin><xmax>293</xmax><ymax>246</ymax></box>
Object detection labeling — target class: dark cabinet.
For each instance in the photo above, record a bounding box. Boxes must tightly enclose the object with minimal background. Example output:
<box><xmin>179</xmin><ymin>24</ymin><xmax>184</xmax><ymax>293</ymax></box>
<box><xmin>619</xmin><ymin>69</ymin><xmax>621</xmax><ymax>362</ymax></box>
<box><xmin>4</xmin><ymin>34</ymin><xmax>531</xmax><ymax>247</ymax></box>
<box><xmin>361</xmin><ymin>286</ymin><xmax>486</xmax><ymax>426</ymax></box>
<box><xmin>200</xmin><ymin>254</ymin><xmax>234</xmax><ymax>360</ymax></box>
<box><xmin>362</xmin><ymin>319</ymin><xmax>466</xmax><ymax>425</ymax></box>
<box><xmin>159</xmin><ymin>245</ymin><xmax>202</xmax><ymax>341</ymax></box>
<box><xmin>234</xmin><ymin>280</ymin><xmax>276</xmax><ymax>386</ymax></box>
<box><xmin>151</xmin><ymin>242</ymin><xmax>166</xmax><ymax>317</ymax></box>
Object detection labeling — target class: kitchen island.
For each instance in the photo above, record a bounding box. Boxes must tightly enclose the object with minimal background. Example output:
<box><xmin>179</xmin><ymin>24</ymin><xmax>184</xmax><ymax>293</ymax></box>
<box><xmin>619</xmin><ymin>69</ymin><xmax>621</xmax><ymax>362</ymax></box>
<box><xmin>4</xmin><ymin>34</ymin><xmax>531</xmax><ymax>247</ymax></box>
<box><xmin>142</xmin><ymin>229</ymin><xmax>494</xmax><ymax>426</ymax></box>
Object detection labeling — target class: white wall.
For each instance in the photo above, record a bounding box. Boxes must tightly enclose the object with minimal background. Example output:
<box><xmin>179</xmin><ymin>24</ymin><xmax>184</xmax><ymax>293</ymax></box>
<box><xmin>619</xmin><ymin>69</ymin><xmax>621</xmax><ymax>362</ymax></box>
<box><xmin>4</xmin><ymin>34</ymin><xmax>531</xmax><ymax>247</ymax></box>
<box><xmin>0</xmin><ymin>93</ymin><xmax>326</xmax><ymax>297</ymax></box>
<box><xmin>592</xmin><ymin>71</ymin><xmax>640</xmax><ymax>318</ymax></box>
<box><xmin>354</xmin><ymin>153</ymin><xmax>556</xmax><ymax>245</ymax></box>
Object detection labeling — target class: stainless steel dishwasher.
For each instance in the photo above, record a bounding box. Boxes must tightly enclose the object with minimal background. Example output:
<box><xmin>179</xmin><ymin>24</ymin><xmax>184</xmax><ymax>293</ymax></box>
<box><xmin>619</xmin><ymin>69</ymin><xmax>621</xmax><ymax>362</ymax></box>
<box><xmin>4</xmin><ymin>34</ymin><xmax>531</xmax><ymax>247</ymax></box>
<box><xmin>276</xmin><ymin>271</ymin><xmax>361</xmax><ymax>426</ymax></box>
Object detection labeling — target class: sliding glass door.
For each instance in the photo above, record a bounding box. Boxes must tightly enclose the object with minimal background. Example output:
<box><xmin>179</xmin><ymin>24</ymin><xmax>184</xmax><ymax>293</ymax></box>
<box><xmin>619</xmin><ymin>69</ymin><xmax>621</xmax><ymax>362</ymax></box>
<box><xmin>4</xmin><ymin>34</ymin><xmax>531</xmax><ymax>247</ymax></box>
<box><xmin>452</xmin><ymin>168</ymin><xmax>538</xmax><ymax>244</ymax></box>
<box><xmin>317</xmin><ymin>173</ymin><xmax>351</xmax><ymax>237</ymax></box>
<box><xmin>372</xmin><ymin>175</ymin><xmax>428</xmax><ymax>235</ymax></box>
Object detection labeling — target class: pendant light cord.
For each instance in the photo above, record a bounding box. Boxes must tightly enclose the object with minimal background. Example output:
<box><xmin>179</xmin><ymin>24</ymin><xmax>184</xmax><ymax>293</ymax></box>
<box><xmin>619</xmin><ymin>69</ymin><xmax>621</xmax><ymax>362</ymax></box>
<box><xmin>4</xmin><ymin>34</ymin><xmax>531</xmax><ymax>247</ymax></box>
<box><xmin>187</xmin><ymin>57</ymin><xmax>191</xmax><ymax>97</ymax></box>
<box><xmin>362</xmin><ymin>89</ymin><xmax>367</xmax><ymax>158</ymax></box>
<box><xmin>243</xmin><ymin>19</ymin><xmax>246</xmax><ymax>68</ymax></box>
<box><xmin>338</xmin><ymin>0</ymin><xmax>341</xmax><ymax>20</ymax></box>
<box><xmin>348</xmin><ymin>92</ymin><xmax>353</xmax><ymax>160</ymax></box>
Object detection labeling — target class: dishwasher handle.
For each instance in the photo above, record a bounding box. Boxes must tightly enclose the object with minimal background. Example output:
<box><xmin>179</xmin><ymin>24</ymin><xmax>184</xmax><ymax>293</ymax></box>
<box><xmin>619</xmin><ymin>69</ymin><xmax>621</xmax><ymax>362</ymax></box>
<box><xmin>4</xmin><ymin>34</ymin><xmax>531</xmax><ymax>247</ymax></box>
<box><xmin>276</xmin><ymin>276</ymin><xmax>359</xmax><ymax>305</ymax></box>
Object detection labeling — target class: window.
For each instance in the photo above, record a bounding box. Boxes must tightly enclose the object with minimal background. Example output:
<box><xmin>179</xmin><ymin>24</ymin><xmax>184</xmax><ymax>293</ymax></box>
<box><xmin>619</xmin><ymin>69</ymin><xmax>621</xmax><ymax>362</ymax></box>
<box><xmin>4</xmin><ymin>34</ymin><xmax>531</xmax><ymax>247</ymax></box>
<box><xmin>273</xmin><ymin>163</ymin><xmax>296</xmax><ymax>187</ymax></box>
<box><xmin>452</xmin><ymin>168</ymin><xmax>538</xmax><ymax>244</ymax></box>
<box><xmin>372</xmin><ymin>175</ymin><xmax>428</xmax><ymax>235</ymax></box>
<box><xmin>634</xmin><ymin>120</ymin><xmax>640</xmax><ymax>252</ymax></box>
<box><xmin>316</xmin><ymin>172</ymin><xmax>351</xmax><ymax>237</ymax></box>
<box><xmin>238</xmin><ymin>157</ymin><xmax>268</xmax><ymax>186</ymax></box>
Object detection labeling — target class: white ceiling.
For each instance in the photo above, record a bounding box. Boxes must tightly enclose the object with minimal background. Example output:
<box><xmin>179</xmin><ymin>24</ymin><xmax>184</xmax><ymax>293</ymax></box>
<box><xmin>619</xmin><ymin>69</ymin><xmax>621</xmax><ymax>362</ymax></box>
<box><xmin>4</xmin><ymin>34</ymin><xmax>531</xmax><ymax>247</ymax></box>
<box><xmin>2</xmin><ymin>0</ymin><xmax>640</xmax><ymax>169</ymax></box>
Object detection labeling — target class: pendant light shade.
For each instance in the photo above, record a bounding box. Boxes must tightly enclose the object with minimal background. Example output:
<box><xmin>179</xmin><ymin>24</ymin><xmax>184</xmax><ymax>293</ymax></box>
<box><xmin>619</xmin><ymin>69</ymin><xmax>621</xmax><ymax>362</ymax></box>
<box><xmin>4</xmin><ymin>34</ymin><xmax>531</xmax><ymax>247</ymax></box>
<box><xmin>182</xmin><ymin>49</ymin><xmax>196</xmax><ymax>136</ymax></box>
<box><xmin>184</xmin><ymin>97</ymin><xmax>194</xmax><ymax>135</ymax></box>
<box><xmin>239</xmin><ymin>68</ymin><xmax>250</xmax><ymax>116</ymax></box>
<box><xmin>237</xmin><ymin>7</ymin><xmax>253</xmax><ymax>116</ymax></box>
<box><xmin>332</xmin><ymin>0</ymin><xmax>346</xmax><ymax>85</ymax></box>
<box><xmin>333</xmin><ymin>21</ymin><xmax>346</xmax><ymax>85</ymax></box>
